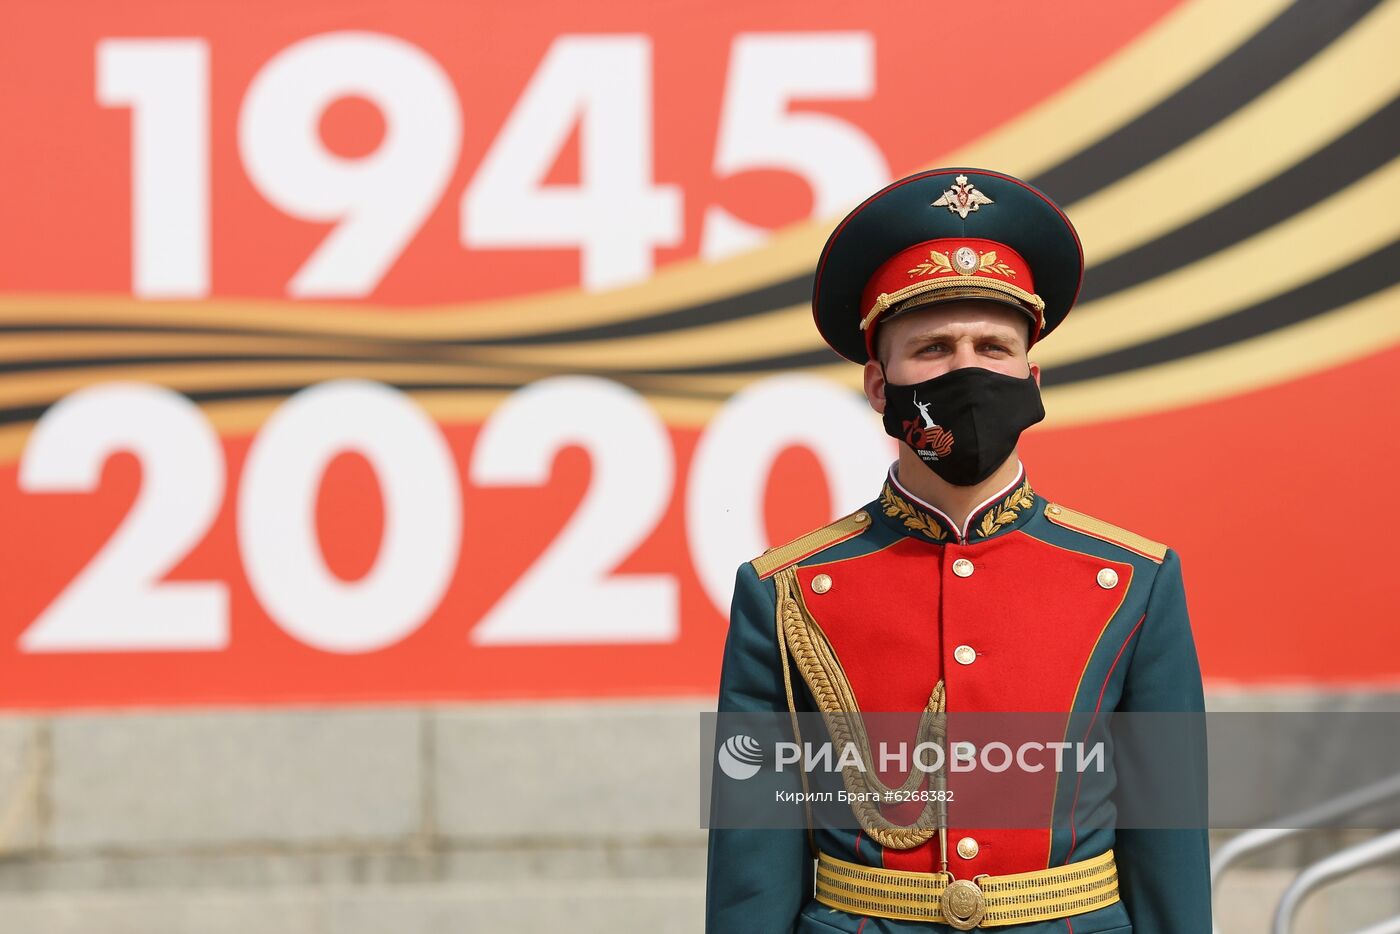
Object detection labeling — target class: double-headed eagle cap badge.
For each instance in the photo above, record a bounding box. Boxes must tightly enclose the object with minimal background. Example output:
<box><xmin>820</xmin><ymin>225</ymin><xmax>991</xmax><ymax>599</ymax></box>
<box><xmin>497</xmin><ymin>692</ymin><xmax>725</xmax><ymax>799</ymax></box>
<box><xmin>931</xmin><ymin>174</ymin><xmax>994</xmax><ymax>219</ymax></box>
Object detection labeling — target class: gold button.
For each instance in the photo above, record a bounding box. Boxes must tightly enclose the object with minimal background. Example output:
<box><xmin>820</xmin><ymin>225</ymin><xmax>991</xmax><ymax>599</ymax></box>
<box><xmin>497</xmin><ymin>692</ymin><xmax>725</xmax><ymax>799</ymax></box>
<box><xmin>954</xmin><ymin>644</ymin><xmax>976</xmax><ymax>665</ymax></box>
<box><xmin>957</xmin><ymin>836</ymin><xmax>980</xmax><ymax>859</ymax></box>
<box><xmin>952</xmin><ymin>558</ymin><xmax>974</xmax><ymax>578</ymax></box>
<box><xmin>1096</xmin><ymin>567</ymin><xmax>1119</xmax><ymax>589</ymax></box>
<box><xmin>1048</xmin><ymin>504</ymin><xmax>1062</xmax><ymax>515</ymax></box>
<box><xmin>854</xmin><ymin>511</ymin><xmax>869</xmax><ymax>523</ymax></box>
<box><xmin>811</xmin><ymin>573</ymin><xmax>833</xmax><ymax>594</ymax></box>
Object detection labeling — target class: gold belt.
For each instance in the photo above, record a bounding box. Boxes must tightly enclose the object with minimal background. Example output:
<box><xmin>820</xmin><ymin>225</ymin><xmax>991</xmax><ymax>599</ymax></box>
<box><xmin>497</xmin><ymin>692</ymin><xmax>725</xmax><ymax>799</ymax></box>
<box><xmin>815</xmin><ymin>848</ymin><xmax>1119</xmax><ymax>930</ymax></box>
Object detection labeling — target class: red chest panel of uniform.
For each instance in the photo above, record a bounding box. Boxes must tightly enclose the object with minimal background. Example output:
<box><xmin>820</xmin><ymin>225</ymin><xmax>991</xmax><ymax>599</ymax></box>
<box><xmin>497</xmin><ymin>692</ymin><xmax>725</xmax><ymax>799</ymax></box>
<box><xmin>796</xmin><ymin>531</ymin><xmax>1134</xmax><ymax>876</ymax></box>
<box><xmin>796</xmin><ymin>532</ymin><xmax>1132</xmax><ymax>713</ymax></box>
<box><xmin>796</xmin><ymin>538</ymin><xmax>944</xmax><ymax>713</ymax></box>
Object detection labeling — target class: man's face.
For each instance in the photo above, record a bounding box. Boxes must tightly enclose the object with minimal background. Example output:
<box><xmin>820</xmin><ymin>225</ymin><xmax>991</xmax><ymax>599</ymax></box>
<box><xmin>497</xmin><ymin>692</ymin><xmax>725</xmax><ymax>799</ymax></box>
<box><xmin>863</xmin><ymin>300</ymin><xmax>1040</xmax><ymax>414</ymax></box>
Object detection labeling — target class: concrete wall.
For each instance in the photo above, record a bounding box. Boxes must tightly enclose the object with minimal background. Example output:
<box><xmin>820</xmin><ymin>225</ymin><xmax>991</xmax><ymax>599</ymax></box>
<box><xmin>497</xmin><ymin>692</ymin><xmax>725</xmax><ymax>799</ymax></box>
<box><xmin>0</xmin><ymin>697</ymin><xmax>1395</xmax><ymax>933</ymax></box>
<box><xmin>0</xmin><ymin>702</ymin><xmax>705</xmax><ymax>934</ymax></box>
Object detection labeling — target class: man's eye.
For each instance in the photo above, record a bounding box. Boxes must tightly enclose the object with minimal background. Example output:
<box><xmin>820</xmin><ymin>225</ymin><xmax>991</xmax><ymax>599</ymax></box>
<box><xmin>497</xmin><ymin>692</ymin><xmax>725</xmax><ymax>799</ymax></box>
<box><xmin>919</xmin><ymin>343</ymin><xmax>947</xmax><ymax>353</ymax></box>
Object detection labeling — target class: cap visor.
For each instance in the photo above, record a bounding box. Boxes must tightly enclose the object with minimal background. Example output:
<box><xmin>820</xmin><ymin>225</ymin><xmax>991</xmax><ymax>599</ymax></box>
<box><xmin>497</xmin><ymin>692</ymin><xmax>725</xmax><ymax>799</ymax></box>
<box><xmin>881</xmin><ymin>286</ymin><xmax>1038</xmax><ymax>328</ymax></box>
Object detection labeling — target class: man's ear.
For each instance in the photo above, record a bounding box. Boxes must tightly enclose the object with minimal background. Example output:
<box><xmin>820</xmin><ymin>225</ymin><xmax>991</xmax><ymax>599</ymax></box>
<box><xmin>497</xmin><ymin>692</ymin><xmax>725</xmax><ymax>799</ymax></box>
<box><xmin>864</xmin><ymin>358</ymin><xmax>887</xmax><ymax>414</ymax></box>
<box><xmin>1029</xmin><ymin>360</ymin><xmax>1041</xmax><ymax>387</ymax></box>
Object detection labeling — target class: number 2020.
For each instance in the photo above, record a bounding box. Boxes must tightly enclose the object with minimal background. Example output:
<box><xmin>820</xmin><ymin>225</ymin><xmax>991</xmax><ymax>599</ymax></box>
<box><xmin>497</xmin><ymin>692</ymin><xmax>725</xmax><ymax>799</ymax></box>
<box><xmin>99</xmin><ymin>31</ymin><xmax>889</xmax><ymax>298</ymax></box>
<box><xmin>18</xmin><ymin>377</ymin><xmax>893</xmax><ymax>654</ymax></box>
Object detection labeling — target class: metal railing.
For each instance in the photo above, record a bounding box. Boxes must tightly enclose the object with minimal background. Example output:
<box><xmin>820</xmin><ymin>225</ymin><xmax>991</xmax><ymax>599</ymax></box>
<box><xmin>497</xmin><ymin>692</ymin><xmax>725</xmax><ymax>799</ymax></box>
<box><xmin>1271</xmin><ymin>830</ymin><xmax>1400</xmax><ymax>934</ymax></box>
<box><xmin>1352</xmin><ymin>913</ymin><xmax>1400</xmax><ymax>934</ymax></box>
<box><xmin>1210</xmin><ymin>772</ymin><xmax>1400</xmax><ymax>934</ymax></box>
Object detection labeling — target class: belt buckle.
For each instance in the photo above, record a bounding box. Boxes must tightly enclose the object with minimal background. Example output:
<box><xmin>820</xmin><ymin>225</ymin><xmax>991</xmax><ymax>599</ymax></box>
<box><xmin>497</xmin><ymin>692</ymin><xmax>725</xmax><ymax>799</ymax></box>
<box><xmin>940</xmin><ymin>874</ymin><xmax>988</xmax><ymax>930</ymax></box>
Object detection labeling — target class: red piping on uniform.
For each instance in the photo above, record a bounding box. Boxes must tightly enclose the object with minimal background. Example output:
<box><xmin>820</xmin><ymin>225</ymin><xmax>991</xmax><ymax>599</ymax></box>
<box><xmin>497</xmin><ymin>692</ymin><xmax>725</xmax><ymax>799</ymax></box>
<box><xmin>854</xmin><ymin>830</ymin><xmax>863</xmax><ymax>861</ymax></box>
<box><xmin>856</xmin><ymin>918</ymin><xmax>868</xmax><ymax>934</ymax></box>
<box><xmin>1063</xmin><ymin>614</ymin><xmax>1146</xmax><ymax>862</ymax></box>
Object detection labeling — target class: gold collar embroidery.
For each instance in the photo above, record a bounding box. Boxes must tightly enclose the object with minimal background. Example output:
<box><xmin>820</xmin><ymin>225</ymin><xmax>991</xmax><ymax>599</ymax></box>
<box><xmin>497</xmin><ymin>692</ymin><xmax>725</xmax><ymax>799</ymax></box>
<box><xmin>879</xmin><ymin>477</ymin><xmax>1035</xmax><ymax>543</ymax></box>
<box><xmin>879</xmin><ymin>485</ymin><xmax>948</xmax><ymax>542</ymax></box>
<box><xmin>974</xmin><ymin>477</ymin><xmax>1035</xmax><ymax>539</ymax></box>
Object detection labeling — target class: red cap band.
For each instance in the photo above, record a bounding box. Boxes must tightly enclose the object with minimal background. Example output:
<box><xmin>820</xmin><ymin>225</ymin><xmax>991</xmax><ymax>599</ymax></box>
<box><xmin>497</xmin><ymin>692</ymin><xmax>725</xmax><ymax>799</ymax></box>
<box><xmin>858</xmin><ymin>238</ymin><xmax>1046</xmax><ymax>357</ymax></box>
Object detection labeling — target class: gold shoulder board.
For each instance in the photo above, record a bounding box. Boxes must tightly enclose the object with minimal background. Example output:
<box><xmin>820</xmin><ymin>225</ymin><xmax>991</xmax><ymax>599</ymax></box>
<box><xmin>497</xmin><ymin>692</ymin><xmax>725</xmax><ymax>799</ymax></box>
<box><xmin>1043</xmin><ymin>502</ymin><xmax>1168</xmax><ymax>563</ymax></box>
<box><xmin>752</xmin><ymin>509</ymin><xmax>873</xmax><ymax>580</ymax></box>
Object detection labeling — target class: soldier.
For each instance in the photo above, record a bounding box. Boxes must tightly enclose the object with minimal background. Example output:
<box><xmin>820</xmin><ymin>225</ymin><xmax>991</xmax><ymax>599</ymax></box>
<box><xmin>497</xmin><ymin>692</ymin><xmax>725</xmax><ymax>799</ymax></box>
<box><xmin>705</xmin><ymin>168</ymin><xmax>1210</xmax><ymax>932</ymax></box>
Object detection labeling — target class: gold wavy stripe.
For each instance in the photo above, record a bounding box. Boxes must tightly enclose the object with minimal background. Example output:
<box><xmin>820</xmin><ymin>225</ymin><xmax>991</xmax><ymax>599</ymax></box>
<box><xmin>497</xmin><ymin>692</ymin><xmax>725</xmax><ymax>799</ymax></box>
<box><xmin>1041</xmin><ymin>280</ymin><xmax>1400</xmax><ymax>427</ymax></box>
<box><xmin>0</xmin><ymin>372</ymin><xmax>858</xmax><ymax>464</ymax></box>
<box><xmin>1</xmin><ymin>332</ymin><xmax>429</xmax><ymax>361</ymax></box>
<box><xmin>932</xmin><ymin>0</ymin><xmax>1293</xmax><ymax>178</ymax></box>
<box><xmin>1073</xmin><ymin>0</ymin><xmax>1400</xmax><ymax>265</ymax></box>
<box><xmin>0</xmin><ymin>249</ymin><xmax>803</xmax><ymax>340</ymax></box>
<box><xmin>1035</xmin><ymin>154</ymin><xmax>1400</xmax><ymax>365</ymax></box>
<box><xmin>0</xmin><ymin>352</ymin><xmax>858</xmax><ymax>413</ymax></box>
<box><xmin>1</xmin><ymin>285</ymin><xmax>1396</xmax><ymax>464</ymax></box>
<box><xmin>0</xmin><ymin>361</ymin><xmax>858</xmax><ymax>464</ymax></box>
<box><xmin>0</xmin><ymin>325</ymin><xmax>824</xmax><ymax>374</ymax></box>
<box><xmin>0</xmin><ymin>388</ymin><xmax>700</xmax><ymax>464</ymax></box>
<box><xmin>461</xmin><ymin>303</ymin><xmax>815</xmax><ymax>369</ymax></box>
<box><xmin>0</xmin><ymin>0</ymin><xmax>1277</xmax><ymax>340</ymax></box>
<box><xmin>0</xmin><ymin>361</ymin><xmax>529</xmax><ymax>409</ymax></box>
<box><xmin>634</xmin><ymin>363</ymin><xmax>858</xmax><ymax>397</ymax></box>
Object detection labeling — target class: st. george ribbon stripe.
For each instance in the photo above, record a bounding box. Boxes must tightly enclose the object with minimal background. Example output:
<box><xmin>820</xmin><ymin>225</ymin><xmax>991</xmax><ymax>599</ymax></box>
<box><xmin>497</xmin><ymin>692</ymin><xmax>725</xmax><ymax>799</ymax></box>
<box><xmin>1030</xmin><ymin>0</ymin><xmax>1386</xmax><ymax>204</ymax></box>
<box><xmin>0</xmin><ymin>352</ymin><xmax>518</xmax><ymax>376</ymax></box>
<box><xmin>0</xmin><ymin>234</ymin><xmax>1395</xmax><ymax>425</ymax></box>
<box><xmin>1041</xmin><ymin>237</ymin><xmax>1400</xmax><ymax>385</ymax></box>
<box><xmin>0</xmin><ymin>381</ymin><xmax>645</xmax><ymax>428</ymax></box>
<box><xmin>1079</xmin><ymin>94</ymin><xmax>1400</xmax><ymax>302</ymax></box>
<box><xmin>5</xmin><ymin>223</ymin><xmax>1399</xmax><ymax>395</ymax></box>
<box><xmin>631</xmin><ymin>236</ymin><xmax>1400</xmax><ymax>382</ymax></box>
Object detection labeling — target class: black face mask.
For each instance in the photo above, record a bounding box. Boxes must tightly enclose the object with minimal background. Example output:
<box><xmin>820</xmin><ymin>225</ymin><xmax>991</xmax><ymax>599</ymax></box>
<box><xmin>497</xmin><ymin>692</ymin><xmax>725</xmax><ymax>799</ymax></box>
<box><xmin>880</xmin><ymin>365</ymin><xmax>1045</xmax><ymax>486</ymax></box>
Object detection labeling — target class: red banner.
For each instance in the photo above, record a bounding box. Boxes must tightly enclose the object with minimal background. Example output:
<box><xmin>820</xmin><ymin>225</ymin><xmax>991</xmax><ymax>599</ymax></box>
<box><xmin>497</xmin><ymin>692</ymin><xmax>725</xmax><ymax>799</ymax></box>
<box><xmin>4</xmin><ymin>0</ymin><xmax>1399</xmax><ymax>707</ymax></box>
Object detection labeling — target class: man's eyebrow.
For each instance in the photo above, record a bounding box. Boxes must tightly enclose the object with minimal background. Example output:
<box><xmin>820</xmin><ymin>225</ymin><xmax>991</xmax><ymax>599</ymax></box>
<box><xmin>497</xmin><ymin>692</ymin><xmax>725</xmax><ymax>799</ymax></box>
<box><xmin>902</xmin><ymin>328</ymin><xmax>1020</xmax><ymax>344</ymax></box>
